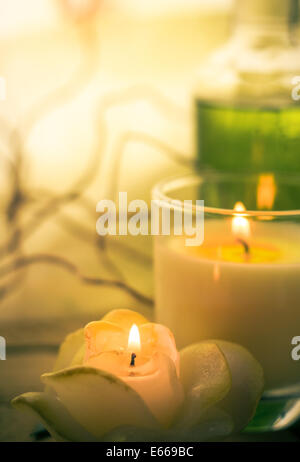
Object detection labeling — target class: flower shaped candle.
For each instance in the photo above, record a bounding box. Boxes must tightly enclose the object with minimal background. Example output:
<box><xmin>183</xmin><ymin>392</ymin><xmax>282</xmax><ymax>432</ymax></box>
<box><xmin>83</xmin><ymin>311</ymin><xmax>184</xmax><ymax>428</ymax></box>
<box><xmin>12</xmin><ymin>310</ymin><xmax>264</xmax><ymax>442</ymax></box>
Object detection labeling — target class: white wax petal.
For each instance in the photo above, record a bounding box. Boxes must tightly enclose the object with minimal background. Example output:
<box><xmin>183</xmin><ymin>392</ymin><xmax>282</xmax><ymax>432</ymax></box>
<box><xmin>126</xmin><ymin>352</ymin><xmax>184</xmax><ymax>428</ymax></box>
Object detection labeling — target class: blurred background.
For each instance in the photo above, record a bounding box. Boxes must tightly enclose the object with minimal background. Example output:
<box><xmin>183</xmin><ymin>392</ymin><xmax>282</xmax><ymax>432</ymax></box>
<box><xmin>0</xmin><ymin>0</ymin><xmax>232</xmax><ymax>337</ymax></box>
<box><xmin>0</xmin><ymin>0</ymin><xmax>233</xmax><ymax>441</ymax></box>
<box><xmin>2</xmin><ymin>0</ymin><xmax>300</xmax><ymax>442</ymax></box>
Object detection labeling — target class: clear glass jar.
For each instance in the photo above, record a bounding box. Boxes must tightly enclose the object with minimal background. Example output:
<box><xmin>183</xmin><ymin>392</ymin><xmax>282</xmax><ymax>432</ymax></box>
<box><xmin>194</xmin><ymin>0</ymin><xmax>300</xmax><ymax>174</ymax></box>
<box><xmin>153</xmin><ymin>172</ymin><xmax>300</xmax><ymax>431</ymax></box>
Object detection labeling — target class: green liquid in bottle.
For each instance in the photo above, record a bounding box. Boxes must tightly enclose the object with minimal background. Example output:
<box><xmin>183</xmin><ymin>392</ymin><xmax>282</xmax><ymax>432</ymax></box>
<box><xmin>196</xmin><ymin>100</ymin><xmax>300</xmax><ymax>174</ymax></box>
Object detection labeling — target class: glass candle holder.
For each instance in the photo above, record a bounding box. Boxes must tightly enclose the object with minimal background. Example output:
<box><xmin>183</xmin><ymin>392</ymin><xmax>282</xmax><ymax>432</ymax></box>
<box><xmin>153</xmin><ymin>172</ymin><xmax>300</xmax><ymax>432</ymax></box>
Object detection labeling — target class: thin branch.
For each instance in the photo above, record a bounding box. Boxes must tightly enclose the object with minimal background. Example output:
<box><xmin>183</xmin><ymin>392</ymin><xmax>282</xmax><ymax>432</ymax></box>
<box><xmin>0</xmin><ymin>254</ymin><xmax>153</xmax><ymax>306</ymax></box>
<box><xmin>53</xmin><ymin>213</ymin><xmax>126</xmax><ymax>279</ymax></box>
<box><xmin>97</xmin><ymin>84</ymin><xmax>187</xmax><ymax>123</ymax></box>
<box><xmin>0</xmin><ymin>191</ymin><xmax>79</xmax><ymax>258</ymax></box>
<box><xmin>109</xmin><ymin>130</ymin><xmax>194</xmax><ymax>201</ymax></box>
<box><xmin>0</xmin><ymin>83</ymin><xmax>188</xmax><ymax>306</ymax></box>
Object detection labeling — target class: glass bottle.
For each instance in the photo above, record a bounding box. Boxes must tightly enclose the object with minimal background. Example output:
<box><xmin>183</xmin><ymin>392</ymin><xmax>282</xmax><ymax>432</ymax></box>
<box><xmin>195</xmin><ymin>0</ymin><xmax>300</xmax><ymax>432</ymax></box>
<box><xmin>195</xmin><ymin>0</ymin><xmax>300</xmax><ymax>174</ymax></box>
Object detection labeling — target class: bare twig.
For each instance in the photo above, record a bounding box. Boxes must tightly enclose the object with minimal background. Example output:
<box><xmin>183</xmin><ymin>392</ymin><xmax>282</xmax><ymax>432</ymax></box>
<box><xmin>109</xmin><ymin>130</ymin><xmax>193</xmax><ymax>201</ymax></box>
<box><xmin>0</xmin><ymin>74</ymin><xmax>189</xmax><ymax>309</ymax></box>
<box><xmin>0</xmin><ymin>254</ymin><xmax>154</xmax><ymax>306</ymax></box>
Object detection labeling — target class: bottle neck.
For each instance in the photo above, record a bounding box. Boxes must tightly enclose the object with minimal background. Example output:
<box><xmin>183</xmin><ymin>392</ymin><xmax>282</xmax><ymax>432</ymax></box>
<box><xmin>233</xmin><ymin>0</ymin><xmax>299</xmax><ymax>46</ymax></box>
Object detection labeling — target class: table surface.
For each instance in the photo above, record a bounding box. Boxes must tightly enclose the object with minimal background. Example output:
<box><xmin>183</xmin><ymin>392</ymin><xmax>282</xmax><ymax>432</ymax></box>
<box><xmin>0</xmin><ymin>347</ymin><xmax>56</xmax><ymax>442</ymax></box>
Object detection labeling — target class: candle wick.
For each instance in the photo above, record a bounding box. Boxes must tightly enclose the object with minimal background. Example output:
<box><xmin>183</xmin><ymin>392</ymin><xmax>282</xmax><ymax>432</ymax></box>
<box><xmin>130</xmin><ymin>353</ymin><xmax>136</xmax><ymax>367</ymax></box>
<box><xmin>236</xmin><ymin>238</ymin><xmax>250</xmax><ymax>255</ymax></box>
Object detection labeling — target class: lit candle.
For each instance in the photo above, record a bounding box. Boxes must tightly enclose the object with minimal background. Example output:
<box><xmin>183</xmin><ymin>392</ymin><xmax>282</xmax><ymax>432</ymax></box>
<box><xmin>128</xmin><ymin>324</ymin><xmax>140</xmax><ymax>366</ymax></box>
<box><xmin>12</xmin><ymin>309</ymin><xmax>265</xmax><ymax>441</ymax></box>
<box><xmin>232</xmin><ymin>201</ymin><xmax>250</xmax><ymax>256</ymax></box>
<box><xmin>155</xmin><ymin>202</ymin><xmax>300</xmax><ymax>391</ymax></box>
<box><xmin>200</xmin><ymin>202</ymin><xmax>280</xmax><ymax>264</ymax></box>
<box><xmin>84</xmin><ymin>314</ymin><xmax>184</xmax><ymax>427</ymax></box>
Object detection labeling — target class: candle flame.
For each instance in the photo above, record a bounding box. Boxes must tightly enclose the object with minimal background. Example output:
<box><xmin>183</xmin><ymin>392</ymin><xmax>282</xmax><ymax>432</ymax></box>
<box><xmin>257</xmin><ymin>174</ymin><xmax>276</xmax><ymax>210</ymax></box>
<box><xmin>213</xmin><ymin>263</ymin><xmax>220</xmax><ymax>282</ymax></box>
<box><xmin>128</xmin><ymin>324</ymin><xmax>141</xmax><ymax>352</ymax></box>
<box><xmin>232</xmin><ymin>202</ymin><xmax>250</xmax><ymax>240</ymax></box>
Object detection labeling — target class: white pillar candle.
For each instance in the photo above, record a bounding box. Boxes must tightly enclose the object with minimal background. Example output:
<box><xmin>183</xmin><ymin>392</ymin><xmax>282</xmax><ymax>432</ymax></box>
<box><xmin>155</xmin><ymin>211</ymin><xmax>300</xmax><ymax>392</ymax></box>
